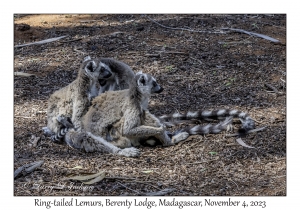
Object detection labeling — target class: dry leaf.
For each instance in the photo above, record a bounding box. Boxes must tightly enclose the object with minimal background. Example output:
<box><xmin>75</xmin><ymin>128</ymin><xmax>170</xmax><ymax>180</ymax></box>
<box><xmin>236</xmin><ymin>138</ymin><xmax>255</xmax><ymax>149</ymax></box>
<box><xmin>67</xmin><ymin>171</ymin><xmax>106</xmax><ymax>184</ymax></box>
<box><xmin>144</xmin><ymin>188</ymin><xmax>174</xmax><ymax>196</ymax></box>
<box><xmin>82</xmin><ymin>172</ymin><xmax>106</xmax><ymax>184</ymax></box>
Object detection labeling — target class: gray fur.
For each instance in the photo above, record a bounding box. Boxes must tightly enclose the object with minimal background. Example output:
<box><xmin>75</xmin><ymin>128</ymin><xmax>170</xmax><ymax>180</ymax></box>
<box><xmin>46</xmin><ymin>57</ymin><xmax>136</xmax><ymax>142</ymax></box>
<box><xmin>98</xmin><ymin>57</ymin><xmax>135</xmax><ymax>94</ymax></box>
<box><xmin>44</xmin><ymin>57</ymin><xmax>112</xmax><ymax>142</ymax></box>
<box><xmin>159</xmin><ymin>109</ymin><xmax>255</xmax><ymax>135</ymax></box>
<box><xmin>182</xmin><ymin>116</ymin><xmax>233</xmax><ymax>135</ymax></box>
<box><xmin>58</xmin><ymin>73</ymin><xmax>187</xmax><ymax>157</ymax></box>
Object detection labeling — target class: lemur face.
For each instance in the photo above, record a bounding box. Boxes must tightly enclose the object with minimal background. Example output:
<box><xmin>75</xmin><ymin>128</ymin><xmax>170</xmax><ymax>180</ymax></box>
<box><xmin>136</xmin><ymin>72</ymin><xmax>163</xmax><ymax>94</ymax></box>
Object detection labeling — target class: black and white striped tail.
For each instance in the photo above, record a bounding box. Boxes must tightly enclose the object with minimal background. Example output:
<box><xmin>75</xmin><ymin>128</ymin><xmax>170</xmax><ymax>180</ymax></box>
<box><xmin>50</xmin><ymin>127</ymin><xmax>69</xmax><ymax>143</ymax></box>
<box><xmin>179</xmin><ymin>116</ymin><xmax>233</xmax><ymax>135</ymax></box>
<box><xmin>159</xmin><ymin>109</ymin><xmax>255</xmax><ymax>135</ymax></box>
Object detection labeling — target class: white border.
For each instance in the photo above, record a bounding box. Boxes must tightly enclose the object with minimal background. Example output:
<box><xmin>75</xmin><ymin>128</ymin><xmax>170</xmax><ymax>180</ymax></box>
<box><xmin>4</xmin><ymin>0</ymin><xmax>296</xmax><ymax>209</ymax></box>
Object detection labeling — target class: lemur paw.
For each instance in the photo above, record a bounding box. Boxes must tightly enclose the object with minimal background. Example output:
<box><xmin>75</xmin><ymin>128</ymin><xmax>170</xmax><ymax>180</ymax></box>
<box><xmin>42</xmin><ymin>127</ymin><xmax>53</xmax><ymax>136</ymax></box>
<box><xmin>172</xmin><ymin>132</ymin><xmax>189</xmax><ymax>144</ymax></box>
<box><xmin>118</xmin><ymin>147</ymin><xmax>140</xmax><ymax>157</ymax></box>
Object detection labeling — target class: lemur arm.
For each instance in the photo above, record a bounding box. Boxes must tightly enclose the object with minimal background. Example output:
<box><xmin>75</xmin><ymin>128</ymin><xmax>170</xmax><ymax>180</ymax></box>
<box><xmin>71</xmin><ymin>98</ymin><xmax>89</xmax><ymax>129</ymax></box>
<box><xmin>143</xmin><ymin>110</ymin><xmax>164</xmax><ymax>127</ymax></box>
<box><xmin>122</xmin><ymin>110</ymin><xmax>163</xmax><ymax>138</ymax></box>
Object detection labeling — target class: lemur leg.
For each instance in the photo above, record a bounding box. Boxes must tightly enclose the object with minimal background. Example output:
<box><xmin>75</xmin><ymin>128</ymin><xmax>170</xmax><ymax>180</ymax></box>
<box><xmin>143</xmin><ymin>111</ymin><xmax>189</xmax><ymax>146</ymax></box>
<box><xmin>64</xmin><ymin>129</ymin><xmax>140</xmax><ymax>157</ymax></box>
<box><xmin>86</xmin><ymin>132</ymin><xmax>140</xmax><ymax>157</ymax></box>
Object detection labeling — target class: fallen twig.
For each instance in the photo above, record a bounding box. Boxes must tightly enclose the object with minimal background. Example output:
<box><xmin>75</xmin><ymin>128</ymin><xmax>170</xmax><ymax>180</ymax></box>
<box><xmin>105</xmin><ymin>176</ymin><xmax>135</xmax><ymax>180</ymax></box>
<box><xmin>186</xmin><ymin>159</ymin><xmax>216</xmax><ymax>165</ymax></box>
<box><xmin>144</xmin><ymin>188</ymin><xmax>174</xmax><ymax>196</ymax></box>
<box><xmin>143</xmin><ymin>15</ymin><xmax>224</xmax><ymax>34</ymax></box>
<box><xmin>36</xmin><ymin>110</ymin><xmax>47</xmax><ymax>114</ymax></box>
<box><xmin>221</xmin><ymin>28</ymin><xmax>280</xmax><ymax>43</ymax></box>
<box><xmin>59</xmin><ymin>38</ymin><xmax>82</xmax><ymax>43</ymax></box>
<box><xmin>236</xmin><ymin>138</ymin><xmax>255</xmax><ymax>149</ymax></box>
<box><xmin>218</xmin><ymin>40</ymin><xmax>252</xmax><ymax>45</ymax></box>
<box><xmin>228</xmin><ymin>179</ymin><xmax>240</xmax><ymax>190</ymax></box>
<box><xmin>80</xmin><ymin>20</ymin><xmax>98</xmax><ymax>23</ymax></box>
<box><xmin>14</xmin><ymin>35</ymin><xmax>68</xmax><ymax>48</ymax></box>
<box><xmin>280</xmin><ymin>78</ymin><xmax>286</xmax><ymax>83</ymax></box>
<box><xmin>103</xmin><ymin>31</ymin><xmax>125</xmax><ymax>37</ymax></box>
<box><xmin>160</xmin><ymin>51</ymin><xmax>189</xmax><ymax>55</ymax></box>
<box><xmin>14</xmin><ymin>72</ymin><xmax>36</xmax><ymax>77</ymax></box>
<box><xmin>145</xmin><ymin>51</ymin><xmax>188</xmax><ymax>58</ymax></box>
<box><xmin>185</xmin><ymin>139</ymin><xmax>204</xmax><ymax>150</ymax></box>
<box><xmin>117</xmin><ymin>182</ymin><xmax>141</xmax><ymax>194</ymax></box>
<box><xmin>14</xmin><ymin>116</ymin><xmax>32</xmax><ymax>119</ymax></box>
<box><xmin>265</xmin><ymin>83</ymin><xmax>279</xmax><ymax>93</ymax></box>
<box><xmin>145</xmin><ymin>53</ymin><xmax>160</xmax><ymax>58</ymax></box>
<box><xmin>14</xmin><ymin>160</ymin><xmax>44</xmax><ymax>179</ymax></box>
<box><xmin>130</xmin><ymin>181</ymin><xmax>161</xmax><ymax>190</ymax></box>
<box><xmin>110</xmin><ymin>45</ymin><xmax>129</xmax><ymax>52</ymax></box>
<box><xmin>73</xmin><ymin>47</ymin><xmax>86</xmax><ymax>55</ymax></box>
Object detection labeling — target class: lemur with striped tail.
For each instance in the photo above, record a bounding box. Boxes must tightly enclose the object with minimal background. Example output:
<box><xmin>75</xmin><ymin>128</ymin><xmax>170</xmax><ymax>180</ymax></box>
<box><xmin>52</xmin><ymin>72</ymin><xmax>234</xmax><ymax>156</ymax></box>
<box><xmin>47</xmin><ymin>56</ymin><xmax>135</xmax><ymax>142</ymax></box>
<box><xmin>159</xmin><ymin>109</ymin><xmax>255</xmax><ymax>137</ymax></box>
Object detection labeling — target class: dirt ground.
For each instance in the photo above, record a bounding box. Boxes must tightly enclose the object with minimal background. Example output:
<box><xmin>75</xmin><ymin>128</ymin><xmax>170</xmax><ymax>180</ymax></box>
<box><xmin>14</xmin><ymin>14</ymin><xmax>286</xmax><ymax>196</ymax></box>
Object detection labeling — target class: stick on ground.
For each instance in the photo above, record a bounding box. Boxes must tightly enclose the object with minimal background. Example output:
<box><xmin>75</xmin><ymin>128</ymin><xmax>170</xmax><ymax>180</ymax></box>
<box><xmin>15</xmin><ymin>36</ymin><xmax>68</xmax><ymax>48</ymax></box>
<box><xmin>221</xmin><ymin>28</ymin><xmax>280</xmax><ymax>43</ymax></box>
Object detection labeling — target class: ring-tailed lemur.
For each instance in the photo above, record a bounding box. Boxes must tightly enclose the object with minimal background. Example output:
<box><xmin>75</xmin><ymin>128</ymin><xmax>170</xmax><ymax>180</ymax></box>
<box><xmin>43</xmin><ymin>56</ymin><xmax>112</xmax><ymax>142</ymax></box>
<box><xmin>48</xmin><ymin>57</ymin><xmax>136</xmax><ymax>142</ymax></box>
<box><xmin>159</xmin><ymin>109</ymin><xmax>255</xmax><ymax>136</ymax></box>
<box><xmin>98</xmin><ymin>57</ymin><xmax>135</xmax><ymax>94</ymax></box>
<box><xmin>53</xmin><ymin>72</ymin><xmax>233</xmax><ymax>156</ymax></box>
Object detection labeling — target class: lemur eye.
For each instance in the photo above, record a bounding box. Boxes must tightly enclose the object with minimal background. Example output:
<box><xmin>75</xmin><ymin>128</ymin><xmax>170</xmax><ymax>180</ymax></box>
<box><xmin>100</xmin><ymin>67</ymin><xmax>105</xmax><ymax>73</ymax></box>
<box><xmin>152</xmin><ymin>81</ymin><xmax>157</xmax><ymax>87</ymax></box>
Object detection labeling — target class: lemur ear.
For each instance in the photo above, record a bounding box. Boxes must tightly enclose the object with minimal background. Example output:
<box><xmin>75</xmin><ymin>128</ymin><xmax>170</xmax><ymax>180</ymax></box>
<box><xmin>139</xmin><ymin>75</ymin><xmax>146</xmax><ymax>85</ymax></box>
<box><xmin>85</xmin><ymin>61</ymin><xmax>96</xmax><ymax>72</ymax></box>
<box><xmin>83</xmin><ymin>56</ymin><xmax>92</xmax><ymax>63</ymax></box>
<box><xmin>136</xmin><ymin>71</ymin><xmax>143</xmax><ymax>76</ymax></box>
